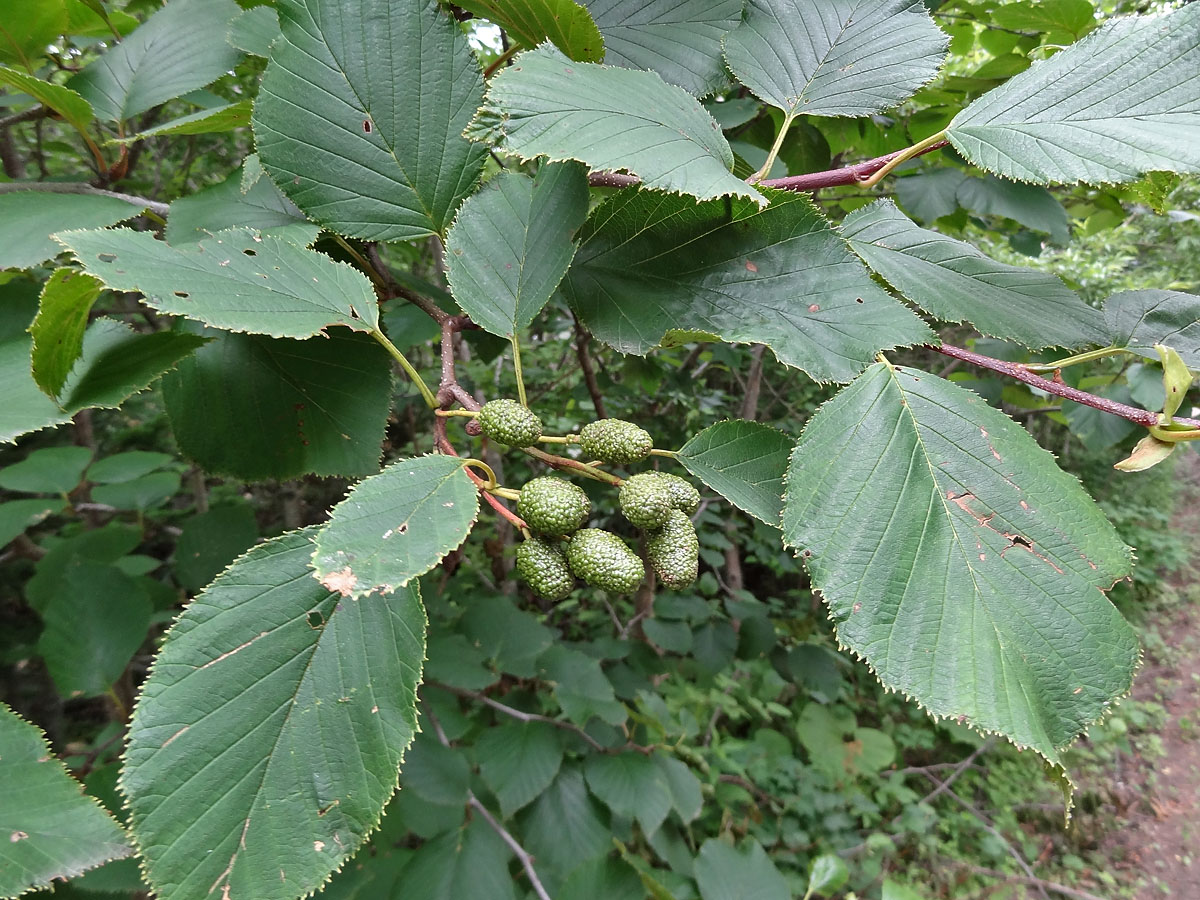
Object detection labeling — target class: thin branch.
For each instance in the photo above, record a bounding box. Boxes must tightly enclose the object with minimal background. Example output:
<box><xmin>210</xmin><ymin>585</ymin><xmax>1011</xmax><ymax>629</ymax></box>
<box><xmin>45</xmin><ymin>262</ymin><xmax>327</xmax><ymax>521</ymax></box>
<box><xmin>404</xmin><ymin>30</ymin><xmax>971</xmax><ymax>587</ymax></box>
<box><xmin>920</xmin><ymin>771</ymin><xmax>1050</xmax><ymax>900</ymax></box>
<box><xmin>932</xmin><ymin>343</ymin><xmax>1200</xmax><ymax>429</ymax></box>
<box><xmin>0</xmin><ymin>181</ymin><xmax>170</xmax><ymax>216</ymax></box>
<box><xmin>574</xmin><ymin>316</ymin><xmax>607</xmax><ymax>419</ymax></box>
<box><xmin>0</xmin><ymin>105</ymin><xmax>52</xmax><ymax>130</ymax></box>
<box><xmin>587</xmin><ymin>140</ymin><xmax>948</xmax><ymax>193</ymax></box>
<box><xmin>915</xmin><ymin>738</ymin><xmax>994</xmax><ymax>806</ymax></box>
<box><xmin>430</xmin><ymin>681</ymin><xmax>610</xmax><ymax>752</ymax></box>
<box><xmin>965</xmin><ymin>866</ymin><xmax>1109</xmax><ymax>900</ymax></box>
<box><xmin>423</xmin><ymin>702</ymin><xmax>552</xmax><ymax>900</ymax></box>
<box><xmin>365</xmin><ymin>243</ymin><xmax>449</xmax><ymax>324</ymax></box>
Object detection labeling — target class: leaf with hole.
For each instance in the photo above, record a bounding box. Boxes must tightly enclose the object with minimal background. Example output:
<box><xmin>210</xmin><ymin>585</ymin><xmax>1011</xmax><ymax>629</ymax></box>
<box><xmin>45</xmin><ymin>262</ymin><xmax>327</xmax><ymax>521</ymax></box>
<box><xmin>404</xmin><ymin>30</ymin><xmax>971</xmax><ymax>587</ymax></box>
<box><xmin>254</xmin><ymin>0</ymin><xmax>486</xmax><ymax>241</ymax></box>
<box><xmin>122</xmin><ymin>528</ymin><xmax>426</xmax><ymax>900</ymax></box>
<box><xmin>311</xmin><ymin>455</ymin><xmax>479</xmax><ymax>599</ymax></box>
<box><xmin>0</xmin><ymin>702</ymin><xmax>131</xmax><ymax>897</ymax></box>
<box><xmin>60</xmin><ymin>227</ymin><xmax>379</xmax><ymax>337</ymax></box>
<box><xmin>782</xmin><ymin>362</ymin><xmax>1137</xmax><ymax>765</ymax></box>
<box><xmin>0</xmin><ymin>192</ymin><xmax>144</xmax><ymax>271</ymax></box>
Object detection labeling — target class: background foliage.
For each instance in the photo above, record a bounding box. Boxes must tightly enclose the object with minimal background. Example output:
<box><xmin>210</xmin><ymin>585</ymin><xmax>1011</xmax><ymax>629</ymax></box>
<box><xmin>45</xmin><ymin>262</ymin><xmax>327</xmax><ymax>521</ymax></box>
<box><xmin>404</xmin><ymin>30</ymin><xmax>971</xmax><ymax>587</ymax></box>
<box><xmin>1</xmin><ymin>0</ymin><xmax>1197</xmax><ymax>898</ymax></box>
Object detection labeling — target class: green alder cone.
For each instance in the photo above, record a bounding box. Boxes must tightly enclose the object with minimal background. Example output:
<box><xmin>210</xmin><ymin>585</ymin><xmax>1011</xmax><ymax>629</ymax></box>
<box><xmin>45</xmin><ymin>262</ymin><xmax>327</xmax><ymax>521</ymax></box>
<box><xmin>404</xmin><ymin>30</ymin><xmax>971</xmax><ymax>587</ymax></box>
<box><xmin>658</xmin><ymin>472</ymin><xmax>701</xmax><ymax>515</ymax></box>
<box><xmin>516</xmin><ymin>476</ymin><xmax>590</xmax><ymax>535</ymax></box>
<box><xmin>619</xmin><ymin>472</ymin><xmax>673</xmax><ymax>529</ymax></box>
<box><xmin>516</xmin><ymin>537</ymin><xmax>574</xmax><ymax>601</ymax></box>
<box><xmin>477</xmin><ymin>398</ymin><xmax>543</xmax><ymax>447</ymax></box>
<box><xmin>578</xmin><ymin>418</ymin><xmax>653</xmax><ymax>465</ymax></box>
<box><xmin>647</xmin><ymin>509</ymin><xmax>699</xmax><ymax>590</ymax></box>
<box><xmin>566</xmin><ymin>528</ymin><xmax>645</xmax><ymax>594</ymax></box>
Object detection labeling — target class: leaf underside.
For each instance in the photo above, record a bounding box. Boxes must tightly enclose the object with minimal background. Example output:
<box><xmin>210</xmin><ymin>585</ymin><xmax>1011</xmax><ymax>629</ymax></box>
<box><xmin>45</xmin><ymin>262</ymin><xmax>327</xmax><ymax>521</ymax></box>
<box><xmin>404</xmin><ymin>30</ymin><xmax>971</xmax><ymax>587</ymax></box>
<box><xmin>724</xmin><ymin>0</ymin><xmax>948</xmax><ymax>117</ymax></box>
<box><xmin>466</xmin><ymin>45</ymin><xmax>763</xmax><ymax>206</ymax></box>
<box><xmin>947</xmin><ymin>3</ymin><xmax>1200</xmax><ymax>184</ymax></box>
<box><xmin>841</xmin><ymin>199</ymin><xmax>1106</xmax><ymax>349</ymax></box>
<box><xmin>1103</xmin><ymin>289</ymin><xmax>1200</xmax><ymax>368</ymax></box>
<box><xmin>677</xmin><ymin>419</ymin><xmax>793</xmax><ymax>526</ymax></box>
<box><xmin>782</xmin><ymin>363</ymin><xmax>1137</xmax><ymax>763</ymax></box>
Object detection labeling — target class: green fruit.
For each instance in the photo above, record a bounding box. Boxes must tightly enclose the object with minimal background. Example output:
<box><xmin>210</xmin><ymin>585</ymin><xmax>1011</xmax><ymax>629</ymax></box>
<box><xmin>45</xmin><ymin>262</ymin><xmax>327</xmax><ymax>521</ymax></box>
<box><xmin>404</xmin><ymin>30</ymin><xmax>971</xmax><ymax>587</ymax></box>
<box><xmin>516</xmin><ymin>538</ymin><xmax>574</xmax><ymax>601</ymax></box>
<box><xmin>658</xmin><ymin>472</ymin><xmax>700</xmax><ymax>515</ymax></box>
<box><xmin>618</xmin><ymin>472</ymin><xmax>673</xmax><ymax>530</ymax></box>
<box><xmin>647</xmin><ymin>509</ymin><xmax>698</xmax><ymax>590</ymax></box>
<box><xmin>516</xmin><ymin>476</ymin><xmax>590</xmax><ymax>536</ymax></box>
<box><xmin>477</xmin><ymin>399</ymin><xmax>543</xmax><ymax>447</ymax></box>
<box><xmin>566</xmin><ymin>529</ymin><xmax>644</xmax><ymax>594</ymax></box>
<box><xmin>578</xmin><ymin>418</ymin><xmax>653</xmax><ymax>465</ymax></box>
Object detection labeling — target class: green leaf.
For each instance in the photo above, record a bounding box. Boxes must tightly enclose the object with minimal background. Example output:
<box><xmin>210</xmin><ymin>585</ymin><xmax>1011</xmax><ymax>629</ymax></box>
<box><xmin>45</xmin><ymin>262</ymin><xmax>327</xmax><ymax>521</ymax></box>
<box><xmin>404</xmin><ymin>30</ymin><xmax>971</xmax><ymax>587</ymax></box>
<box><xmin>956</xmin><ymin>175</ymin><xmax>1069</xmax><ymax>244</ymax></box>
<box><xmin>0</xmin><ymin>445</ymin><xmax>91</xmax><ymax>494</ymax></box>
<box><xmin>401</xmin><ymin>820</ymin><xmax>516</xmax><ymax>900</ymax></box>
<box><xmin>254</xmin><ymin>0</ymin><xmax>486</xmax><ymax>241</ymax></box>
<box><xmin>445</xmin><ymin>162</ymin><xmax>589</xmax><ymax>338</ymax></box>
<box><xmin>86</xmin><ymin>451</ymin><xmax>173</xmax><ymax>484</ymax></box>
<box><xmin>587</xmin><ymin>0</ymin><xmax>742</xmax><ymax>97</ymax></box>
<box><xmin>30</xmin><ymin>268</ymin><xmax>104</xmax><ymax>399</ymax></box>
<box><xmin>585</xmin><ymin>752</ymin><xmax>673</xmax><ymax>836</ymax></box>
<box><xmin>25</xmin><ymin>522</ymin><xmax>141</xmax><ymax>614</ymax></box>
<box><xmin>806</xmin><ymin>853</ymin><xmax>849</xmax><ymax>896</ymax></box>
<box><xmin>113</xmin><ymin>100</ymin><xmax>252</xmax><ymax>142</ymax></box>
<box><xmin>882</xmin><ymin>880</ymin><xmax>929</xmax><ymax>900</ymax></box>
<box><xmin>467</xmin><ymin>46</ymin><xmax>763</xmax><ymax>207</ymax></box>
<box><xmin>1104</xmin><ymin>290</ymin><xmax>1200</xmax><ymax>368</ymax></box>
<box><xmin>0</xmin><ymin>66</ymin><xmax>94</xmax><ymax>135</ymax></box>
<box><xmin>60</xmin><ymin>227</ymin><xmax>379</xmax><ymax>338</ymax></box>
<box><xmin>991</xmin><ymin>0</ymin><xmax>1096</xmax><ymax>40</ymax></box>
<box><xmin>677</xmin><ymin>419</ymin><xmax>793</xmax><ymax>527</ymax></box>
<box><xmin>0</xmin><ymin>0</ymin><xmax>67</xmax><ymax>68</ymax></box>
<box><xmin>227</xmin><ymin>4</ymin><xmax>280</xmax><ymax>56</ymax></box>
<box><xmin>0</xmin><ymin>498</ymin><xmax>64</xmax><ymax>547</ymax></box>
<box><xmin>518</xmin><ymin>766</ymin><xmax>611</xmax><ymax>878</ymax></box>
<box><xmin>561</xmin><ymin>860</ymin><xmax>644</xmax><ymax>900</ymax></box>
<box><xmin>563</xmin><ymin>188</ymin><xmax>933</xmax><ymax>383</ymax></box>
<box><xmin>311</xmin><ymin>455</ymin><xmax>479</xmax><ymax>598</ymax></box>
<box><xmin>782</xmin><ymin>362</ymin><xmax>1138</xmax><ymax>762</ymax></box>
<box><xmin>724</xmin><ymin>0</ymin><xmax>946</xmax><ymax>117</ymax></box>
<box><xmin>0</xmin><ymin>192</ymin><xmax>143</xmax><ymax>271</ymax></box>
<box><xmin>946</xmin><ymin>3</ymin><xmax>1200</xmax><ymax>185</ymax></box>
<box><xmin>122</xmin><ymin>528</ymin><xmax>426</xmax><ymax>900</ymax></box>
<box><xmin>656</xmin><ymin>753</ymin><xmax>703</xmax><ymax>823</ymax></box>
<box><xmin>174</xmin><ymin>503</ymin><xmax>259</xmax><ymax>593</ymax></box>
<box><xmin>91</xmin><ymin>470</ymin><xmax>181</xmax><ymax>510</ymax></box>
<box><xmin>165</xmin><ymin>170</ymin><xmax>317</xmax><ymax>248</ymax></box>
<box><xmin>424</xmin><ymin>634</ymin><xmax>497</xmax><ymax>691</ymax></box>
<box><xmin>841</xmin><ymin>200</ymin><xmax>1105</xmax><ymax>349</ymax></box>
<box><xmin>0</xmin><ymin>702</ymin><xmax>130</xmax><ymax>897</ymax></box>
<box><xmin>162</xmin><ymin>326</ymin><xmax>392</xmax><ymax>481</ymax></box>
<box><xmin>67</xmin><ymin>0</ymin><xmax>242</xmax><ymax>122</ymax></box>
<box><xmin>399</xmin><ymin>734</ymin><xmax>472</xmax><ymax>808</ymax></box>
<box><xmin>37</xmin><ymin>559</ymin><xmax>152</xmax><ymax>697</ymax></box>
<box><xmin>460</xmin><ymin>595</ymin><xmax>556</xmax><ymax>678</ymax></box>
<box><xmin>539</xmin><ymin>644</ymin><xmax>627</xmax><ymax>727</ymax></box>
<box><xmin>694</xmin><ymin>838</ymin><xmax>789</xmax><ymax>900</ymax></box>
<box><xmin>477</xmin><ymin>722</ymin><xmax>564</xmax><ymax>818</ymax></box>
<box><xmin>457</xmin><ymin>0</ymin><xmax>604</xmax><ymax>61</ymax></box>
<box><xmin>894</xmin><ymin>168</ymin><xmax>967</xmax><ymax>224</ymax></box>
<box><xmin>1</xmin><ymin>310</ymin><xmax>206</xmax><ymax>445</ymax></box>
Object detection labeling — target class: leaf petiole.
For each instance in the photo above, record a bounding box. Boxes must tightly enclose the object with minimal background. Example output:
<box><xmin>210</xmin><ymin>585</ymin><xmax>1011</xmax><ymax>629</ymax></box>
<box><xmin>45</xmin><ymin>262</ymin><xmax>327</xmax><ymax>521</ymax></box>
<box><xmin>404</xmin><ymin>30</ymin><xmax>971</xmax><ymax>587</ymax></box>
<box><xmin>1023</xmin><ymin>346</ymin><xmax>1132</xmax><ymax>372</ymax></box>
<box><xmin>369</xmin><ymin>327</ymin><xmax>437</xmax><ymax>408</ymax></box>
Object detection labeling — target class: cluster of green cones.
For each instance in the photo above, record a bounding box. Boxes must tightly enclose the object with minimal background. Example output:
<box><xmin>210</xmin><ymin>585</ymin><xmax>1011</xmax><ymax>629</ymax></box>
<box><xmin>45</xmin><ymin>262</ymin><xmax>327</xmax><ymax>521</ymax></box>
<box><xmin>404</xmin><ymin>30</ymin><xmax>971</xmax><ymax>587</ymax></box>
<box><xmin>475</xmin><ymin>400</ymin><xmax>701</xmax><ymax>600</ymax></box>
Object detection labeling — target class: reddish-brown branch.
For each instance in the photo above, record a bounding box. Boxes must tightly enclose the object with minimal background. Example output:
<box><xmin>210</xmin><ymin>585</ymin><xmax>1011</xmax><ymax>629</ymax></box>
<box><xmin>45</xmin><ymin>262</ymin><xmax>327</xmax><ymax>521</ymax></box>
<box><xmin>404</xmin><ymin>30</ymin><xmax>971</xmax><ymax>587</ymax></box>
<box><xmin>932</xmin><ymin>344</ymin><xmax>1200</xmax><ymax>429</ymax></box>
<box><xmin>435</xmin><ymin>412</ymin><xmax>528</xmax><ymax>529</ymax></box>
<box><xmin>587</xmin><ymin>141</ymin><xmax>948</xmax><ymax>193</ymax></box>
<box><xmin>573</xmin><ymin>316</ymin><xmax>607</xmax><ymax>418</ymax></box>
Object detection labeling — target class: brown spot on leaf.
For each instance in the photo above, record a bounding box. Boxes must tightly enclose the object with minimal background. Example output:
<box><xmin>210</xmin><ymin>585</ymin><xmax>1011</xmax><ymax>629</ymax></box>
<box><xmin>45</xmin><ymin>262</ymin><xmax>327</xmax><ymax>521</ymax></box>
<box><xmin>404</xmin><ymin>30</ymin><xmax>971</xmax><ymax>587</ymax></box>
<box><xmin>745</xmin><ymin>260</ymin><xmax>758</xmax><ymax>272</ymax></box>
<box><xmin>320</xmin><ymin>567</ymin><xmax>358</xmax><ymax>596</ymax></box>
